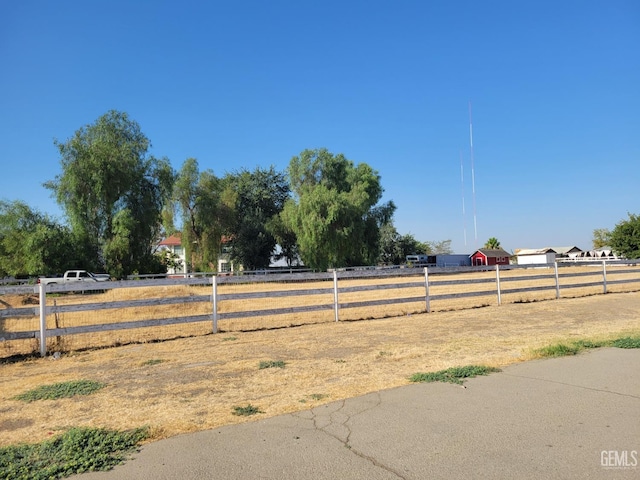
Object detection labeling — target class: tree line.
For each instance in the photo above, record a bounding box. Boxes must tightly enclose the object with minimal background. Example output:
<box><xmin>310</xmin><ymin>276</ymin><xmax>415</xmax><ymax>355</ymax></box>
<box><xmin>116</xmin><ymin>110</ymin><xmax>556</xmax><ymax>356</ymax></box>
<box><xmin>0</xmin><ymin>110</ymin><xmax>453</xmax><ymax>278</ymax></box>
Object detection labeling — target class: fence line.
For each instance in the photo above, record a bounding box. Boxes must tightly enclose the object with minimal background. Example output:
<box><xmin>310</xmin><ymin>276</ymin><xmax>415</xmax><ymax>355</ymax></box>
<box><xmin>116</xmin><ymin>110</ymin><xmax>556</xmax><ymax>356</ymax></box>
<box><xmin>0</xmin><ymin>260</ymin><xmax>638</xmax><ymax>358</ymax></box>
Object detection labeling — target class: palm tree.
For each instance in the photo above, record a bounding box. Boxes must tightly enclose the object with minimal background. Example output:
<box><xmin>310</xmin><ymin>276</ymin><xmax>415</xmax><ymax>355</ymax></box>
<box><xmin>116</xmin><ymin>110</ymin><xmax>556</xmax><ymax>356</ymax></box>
<box><xmin>484</xmin><ymin>237</ymin><xmax>501</xmax><ymax>249</ymax></box>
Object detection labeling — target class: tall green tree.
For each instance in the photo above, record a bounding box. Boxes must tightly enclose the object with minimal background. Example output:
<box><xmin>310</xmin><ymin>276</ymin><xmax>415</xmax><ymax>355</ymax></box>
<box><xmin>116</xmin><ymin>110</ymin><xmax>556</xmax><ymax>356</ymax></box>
<box><xmin>266</xmin><ymin>209</ymin><xmax>300</xmax><ymax>267</ymax></box>
<box><xmin>378</xmin><ymin>226</ymin><xmax>429</xmax><ymax>265</ymax></box>
<box><xmin>282</xmin><ymin>148</ymin><xmax>395</xmax><ymax>271</ymax></box>
<box><xmin>483</xmin><ymin>237</ymin><xmax>501</xmax><ymax>250</ymax></box>
<box><xmin>592</xmin><ymin>228</ymin><xmax>612</xmax><ymax>249</ymax></box>
<box><xmin>610</xmin><ymin>213</ymin><xmax>640</xmax><ymax>259</ymax></box>
<box><xmin>173</xmin><ymin>158</ymin><xmax>232</xmax><ymax>272</ymax></box>
<box><xmin>0</xmin><ymin>201</ymin><xmax>78</xmax><ymax>276</ymax></box>
<box><xmin>226</xmin><ymin>167</ymin><xmax>290</xmax><ymax>270</ymax></box>
<box><xmin>46</xmin><ymin>110</ymin><xmax>173</xmax><ymax>278</ymax></box>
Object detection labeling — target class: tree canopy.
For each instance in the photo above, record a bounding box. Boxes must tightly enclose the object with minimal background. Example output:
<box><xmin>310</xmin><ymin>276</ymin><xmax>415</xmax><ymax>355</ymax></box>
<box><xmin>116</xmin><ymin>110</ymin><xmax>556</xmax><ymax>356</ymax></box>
<box><xmin>378</xmin><ymin>226</ymin><xmax>435</xmax><ymax>265</ymax></box>
<box><xmin>282</xmin><ymin>148</ymin><xmax>395</xmax><ymax>271</ymax></box>
<box><xmin>46</xmin><ymin>110</ymin><xmax>173</xmax><ymax>278</ymax></box>
<box><xmin>0</xmin><ymin>201</ymin><xmax>77</xmax><ymax>276</ymax></box>
<box><xmin>592</xmin><ymin>228</ymin><xmax>612</xmax><ymax>249</ymax></box>
<box><xmin>610</xmin><ymin>213</ymin><xmax>640</xmax><ymax>259</ymax></box>
<box><xmin>4</xmin><ymin>109</ymin><xmax>426</xmax><ymax>276</ymax></box>
<box><xmin>172</xmin><ymin>158</ymin><xmax>233</xmax><ymax>272</ymax></box>
<box><xmin>483</xmin><ymin>237</ymin><xmax>501</xmax><ymax>250</ymax></box>
<box><xmin>226</xmin><ymin>167</ymin><xmax>290</xmax><ymax>271</ymax></box>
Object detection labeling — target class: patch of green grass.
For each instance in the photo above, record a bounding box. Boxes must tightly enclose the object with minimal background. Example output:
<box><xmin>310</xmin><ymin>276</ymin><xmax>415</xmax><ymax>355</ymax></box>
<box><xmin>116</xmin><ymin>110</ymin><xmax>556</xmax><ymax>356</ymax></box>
<box><xmin>140</xmin><ymin>359</ymin><xmax>164</xmax><ymax>366</ymax></box>
<box><xmin>300</xmin><ymin>393</ymin><xmax>328</xmax><ymax>403</ymax></box>
<box><xmin>12</xmin><ymin>380</ymin><xmax>106</xmax><ymax>402</ymax></box>
<box><xmin>258</xmin><ymin>360</ymin><xmax>286</xmax><ymax>369</ymax></box>
<box><xmin>232</xmin><ymin>404</ymin><xmax>263</xmax><ymax>416</ymax></box>
<box><xmin>532</xmin><ymin>335</ymin><xmax>640</xmax><ymax>359</ymax></box>
<box><xmin>409</xmin><ymin>365</ymin><xmax>501</xmax><ymax>385</ymax></box>
<box><xmin>222</xmin><ymin>336</ymin><xmax>237</xmax><ymax>342</ymax></box>
<box><xmin>533</xmin><ymin>343</ymin><xmax>583</xmax><ymax>358</ymax></box>
<box><xmin>610</xmin><ymin>336</ymin><xmax>640</xmax><ymax>349</ymax></box>
<box><xmin>309</xmin><ymin>393</ymin><xmax>327</xmax><ymax>401</ymax></box>
<box><xmin>0</xmin><ymin>426</ymin><xmax>147</xmax><ymax>480</ymax></box>
<box><xmin>573</xmin><ymin>339</ymin><xmax>607</xmax><ymax>349</ymax></box>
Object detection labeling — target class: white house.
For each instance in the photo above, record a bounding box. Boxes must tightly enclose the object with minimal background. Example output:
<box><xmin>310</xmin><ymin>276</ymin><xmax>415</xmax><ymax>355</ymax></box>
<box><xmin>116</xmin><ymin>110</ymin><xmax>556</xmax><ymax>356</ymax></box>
<box><xmin>515</xmin><ymin>248</ymin><xmax>557</xmax><ymax>265</ymax></box>
<box><xmin>158</xmin><ymin>234</ymin><xmax>187</xmax><ymax>275</ymax></box>
<box><xmin>159</xmin><ymin>233</ymin><xmax>238</xmax><ymax>274</ymax></box>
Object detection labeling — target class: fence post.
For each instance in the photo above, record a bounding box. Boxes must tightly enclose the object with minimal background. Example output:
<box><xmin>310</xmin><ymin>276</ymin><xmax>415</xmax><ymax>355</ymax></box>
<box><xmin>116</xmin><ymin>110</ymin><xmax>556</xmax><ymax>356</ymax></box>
<box><xmin>602</xmin><ymin>260</ymin><xmax>607</xmax><ymax>294</ymax></box>
<box><xmin>424</xmin><ymin>267</ymin><xmax>431</xmax><ymax>313</ymax></box>
<box><xmin>554</xmin><ymin>262</ymin><xmax>560</xmax><ymax>299</ymax></box>
<box><xmin>495</xmin><ymin>265</ymin><xmax>502</xmax><ymax>306</ymax></box>
<box><xmin>212</xmin><ymin>275</ymin><xmax>218</xmax><ymax>334</ymax></box>
<box><xmin>39</xmin><ymin>282</ymin><xmax>47</xmax><ymax>357</ymax></box>
<box><xmin>333</xmin><ymin>270</ymin><xmax>339</xmax><ymax>322</ymax></box>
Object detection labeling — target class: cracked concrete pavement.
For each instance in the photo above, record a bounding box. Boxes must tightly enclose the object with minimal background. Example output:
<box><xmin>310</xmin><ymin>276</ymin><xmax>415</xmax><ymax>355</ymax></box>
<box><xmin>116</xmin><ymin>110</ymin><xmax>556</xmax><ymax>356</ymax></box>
<box><xmin>75</xmin><ymin>348</ymin><xmax>639</xmax><ymax>479</ymax></box>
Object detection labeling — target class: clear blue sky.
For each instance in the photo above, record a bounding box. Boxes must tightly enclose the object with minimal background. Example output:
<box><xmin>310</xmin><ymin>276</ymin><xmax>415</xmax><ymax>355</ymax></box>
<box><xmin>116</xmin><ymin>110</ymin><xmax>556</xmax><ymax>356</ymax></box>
<box><xmin>2</xmin><ymin>0</ymin><xmax>638</xmax><ymax>254</ymax></box>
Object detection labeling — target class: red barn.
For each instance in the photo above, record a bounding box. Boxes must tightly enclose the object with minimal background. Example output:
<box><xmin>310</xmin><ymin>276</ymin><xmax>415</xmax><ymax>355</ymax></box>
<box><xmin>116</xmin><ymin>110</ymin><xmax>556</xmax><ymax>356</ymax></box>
<box><xmin>470</xmin><ymin>248</ymin><xmax>511</xmax><ymax>266</ymax></box>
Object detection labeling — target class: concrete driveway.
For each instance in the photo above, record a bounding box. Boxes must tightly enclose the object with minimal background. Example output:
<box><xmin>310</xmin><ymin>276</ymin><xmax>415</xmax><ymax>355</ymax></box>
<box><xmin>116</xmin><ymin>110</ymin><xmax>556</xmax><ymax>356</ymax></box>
<box><xmin>75</xmin><ymin>348</ymin><xmax>639</xmax><ymax>479</ymax></box>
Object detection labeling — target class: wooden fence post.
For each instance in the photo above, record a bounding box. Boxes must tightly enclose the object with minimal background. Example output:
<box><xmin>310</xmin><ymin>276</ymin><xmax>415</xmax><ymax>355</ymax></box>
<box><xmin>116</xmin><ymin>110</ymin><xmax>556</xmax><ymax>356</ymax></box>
<box><xmin>496</xmin><ymin>264</ymin><xmax>502</xmax><ymax>305</ymax></box>
<box><xmin>424</xmin><ymin>267</ymin><xmax>431</xmax><ymax>313</ymax></box>
<box><xmin>39</xmin><ymin>282</ymin><xmax>47</xmax><ymax>357</ymax></box>
<box><xmin>602</xmin><ymin>260</ymin><xmax>607</xmax><ymax>294</ymax></box>
<box><xmin>212</xmin><ymin>275</ymin><xmax>218</xmax><ymax>334</ymax></box>
<box><xmin>333</xmin><ymin>270</ymin><xmax>340</xmax><ymax>322</ymax></box>
<box><xmin>554</xmin><ymin>262</ymin><xmax>560</xmax><ymax>299</ymax></box>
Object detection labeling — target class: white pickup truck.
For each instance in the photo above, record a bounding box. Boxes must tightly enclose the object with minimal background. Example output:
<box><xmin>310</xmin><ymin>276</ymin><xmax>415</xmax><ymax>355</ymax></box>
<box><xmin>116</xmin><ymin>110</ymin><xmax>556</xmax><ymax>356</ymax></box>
<box><xmin>37</xmin><ymin>270</ymin><xmax>110</xmax><ymax>285</ymax></box>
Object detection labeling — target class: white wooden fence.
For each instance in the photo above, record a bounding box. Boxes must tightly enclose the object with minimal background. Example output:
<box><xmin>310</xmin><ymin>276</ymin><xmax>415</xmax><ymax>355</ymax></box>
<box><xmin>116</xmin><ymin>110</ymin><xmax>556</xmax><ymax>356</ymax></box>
<box><xmin>1</xmin><ymin>260</ymin><xmax>639</xmax><ymax>358</ymax></box>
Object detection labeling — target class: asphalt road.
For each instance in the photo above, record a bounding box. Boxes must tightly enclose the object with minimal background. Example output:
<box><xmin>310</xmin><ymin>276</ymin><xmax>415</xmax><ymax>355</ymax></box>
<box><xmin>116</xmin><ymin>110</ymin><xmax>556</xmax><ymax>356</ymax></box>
<box><xmin>75</xmin><ymin>348</ymin><xmax>640</xmax><ymax>479</ymax></box>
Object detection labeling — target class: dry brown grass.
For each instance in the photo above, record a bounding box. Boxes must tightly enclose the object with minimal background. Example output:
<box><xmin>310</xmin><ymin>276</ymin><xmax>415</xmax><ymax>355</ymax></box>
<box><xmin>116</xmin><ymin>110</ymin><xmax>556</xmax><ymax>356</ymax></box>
<box><xmin>0</xmin><ymin>290</ymin><xmax>638</xmax><ymax>448</ymax></box>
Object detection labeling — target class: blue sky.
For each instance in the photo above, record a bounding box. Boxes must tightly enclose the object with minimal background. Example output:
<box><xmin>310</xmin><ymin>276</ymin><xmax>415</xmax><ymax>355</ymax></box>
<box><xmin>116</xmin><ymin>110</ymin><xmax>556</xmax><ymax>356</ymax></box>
<box><xmin>1</xmin><ymin>0</ymin><xmax>638</xmax><ymax>254</ymax></box>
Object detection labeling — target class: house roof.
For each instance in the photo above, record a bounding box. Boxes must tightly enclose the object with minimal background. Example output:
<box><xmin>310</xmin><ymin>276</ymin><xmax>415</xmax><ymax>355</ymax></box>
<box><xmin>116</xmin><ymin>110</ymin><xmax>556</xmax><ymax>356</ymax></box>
<box><xmin>515</xmin><ymin>248</ymin><xmax>556</xmax><ymax>256</ymax></box>
<box><xmin>549</xmin><ymin>246</ymin><xmax>582</xmax><ymax>254</ymax></box>
<box><xmin>470</xmin><ymin>248</ymin><xmax>510</xmax><ymax>258</ymax></box>
<box><xmin>159</xmin><ymin>234</ymin><xmax>182</xmax><ymax>247</ymax></box>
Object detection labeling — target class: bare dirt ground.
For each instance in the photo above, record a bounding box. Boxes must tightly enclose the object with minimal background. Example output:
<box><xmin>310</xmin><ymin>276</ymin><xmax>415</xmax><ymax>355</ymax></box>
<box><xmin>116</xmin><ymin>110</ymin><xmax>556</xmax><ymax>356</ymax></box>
<box><xmin>1</xmin><ymin>291</ymin><xmax>639</xmax><ymax>447</ymax></box>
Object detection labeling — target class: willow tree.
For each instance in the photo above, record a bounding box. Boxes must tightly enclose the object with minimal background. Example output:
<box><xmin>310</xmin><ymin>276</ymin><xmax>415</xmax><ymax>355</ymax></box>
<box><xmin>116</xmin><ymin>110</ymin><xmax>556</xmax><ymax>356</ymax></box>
<box><xmin>46</xmin><ymin>110</ymin><xmax>174</xmax><ymax>278</ymax></box>
<box><xmin>172</xmin><ymin>158</ymin><xmax>233</xmax><ymax>271</ymax></box>
<box><xmin>282</xmin><ymin>148</ymin><xmax>395</xmax><ymax>271</ymax></box>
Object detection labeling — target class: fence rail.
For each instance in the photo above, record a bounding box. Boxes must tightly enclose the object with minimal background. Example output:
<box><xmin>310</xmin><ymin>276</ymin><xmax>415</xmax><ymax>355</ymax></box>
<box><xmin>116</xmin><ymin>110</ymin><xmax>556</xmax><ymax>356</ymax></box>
<box><xmin>1</xmin><ymin>260</ymin><xmax>639</xmax><ymax>358</ymax></box>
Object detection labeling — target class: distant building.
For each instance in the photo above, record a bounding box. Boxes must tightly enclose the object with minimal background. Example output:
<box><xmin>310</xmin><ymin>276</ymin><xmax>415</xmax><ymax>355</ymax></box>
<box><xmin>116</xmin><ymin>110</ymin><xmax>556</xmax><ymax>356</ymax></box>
<box><xmin>550</xmin><ymin>246</ymin><xmax>583</xmax><ymax>260</ymax></box>
<box><xmin>435</xmin><ymin>254</ymin><xmax>472</xmax><ymax>267</ymax></box>
<box><xmin>158</xmin><ymin>234</ymin><xmax>187</xmax><ymax>275</ymax></box>
<box><xmin>469</xmin><ymin>248</ymin><xmax>510</xmax><ymax>266</ymax></box>
<box><xmin>515</xmin><ymin>248</ymin><xmax>557</xmax><ymax>265</ymax></box>
<box><xmin>515</xmin><ymin>246</ymin><xmax>585</xmax><ymax>264</ymax></box>
<box><xmin>158</xmin><ymin>233</ymin><xmax>237</xmax><ymax>274</ymax></box>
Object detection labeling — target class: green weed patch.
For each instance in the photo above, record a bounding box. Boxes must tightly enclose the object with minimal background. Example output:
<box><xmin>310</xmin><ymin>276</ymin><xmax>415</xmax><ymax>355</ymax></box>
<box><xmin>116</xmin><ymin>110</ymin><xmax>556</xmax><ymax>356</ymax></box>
<box><xmin>409</xmin><ymin>365</ymin><xmax>500</xmax><ymax>385</ymax></box>
<box><xmin>258</xmin><ymin>360</ymin><xmax>286</xmax><ymax>369</ymax></box>
<box><xmin>0</xmin><ymin>426</ymin><xmax>147</xmax><ymax>480</ymax></box>
<box><xmin>12</xmin><ymin>380</ymin><xmax>106</xmax><ymax>402</ymax></box>
<box><xmin>533</xmin><ymin>335</ymin><xmax>640</xmax><ymax>358</ymax></box>
<box><xmin>232</xmin><ymin>404</ymin><xmax>263</xmax><ymax>416</ymax></box>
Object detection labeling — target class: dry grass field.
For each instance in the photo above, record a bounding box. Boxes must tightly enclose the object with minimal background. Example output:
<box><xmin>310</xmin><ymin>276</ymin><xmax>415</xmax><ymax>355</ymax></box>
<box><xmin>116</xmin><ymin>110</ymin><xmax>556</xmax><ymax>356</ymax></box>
<box><xmin>1</xmin><ymin>288</ymin><xmax>639</xmax><ymax>448</ymax></box>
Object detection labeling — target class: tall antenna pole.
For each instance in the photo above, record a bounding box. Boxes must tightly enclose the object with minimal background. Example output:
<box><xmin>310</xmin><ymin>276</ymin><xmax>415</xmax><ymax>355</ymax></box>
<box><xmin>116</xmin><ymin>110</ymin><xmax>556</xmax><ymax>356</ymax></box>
<box><xmin>469</xmin><ymin>101</ymin><xmax>478</xmax><ymax>243</ymax></box>
<box><xmin>460</xmin><ymin>150</ymin><xmax>467</xmax><ymax>247</ymax></box>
